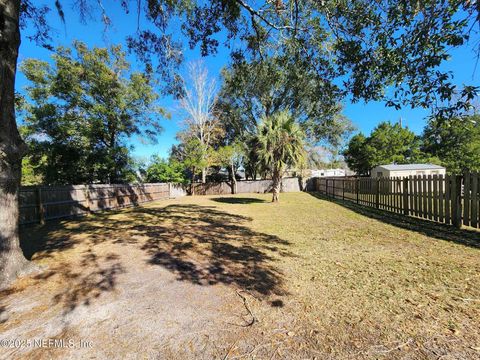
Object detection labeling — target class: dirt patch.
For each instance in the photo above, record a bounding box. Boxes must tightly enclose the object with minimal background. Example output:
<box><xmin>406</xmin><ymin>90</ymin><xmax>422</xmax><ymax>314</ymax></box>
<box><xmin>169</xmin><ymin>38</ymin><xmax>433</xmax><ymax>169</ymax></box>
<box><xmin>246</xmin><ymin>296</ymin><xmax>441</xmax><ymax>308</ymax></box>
<box><xmin>0</xmin><ymin>193</ymin><xmax>479</xmax><ymax>359</ymax></box>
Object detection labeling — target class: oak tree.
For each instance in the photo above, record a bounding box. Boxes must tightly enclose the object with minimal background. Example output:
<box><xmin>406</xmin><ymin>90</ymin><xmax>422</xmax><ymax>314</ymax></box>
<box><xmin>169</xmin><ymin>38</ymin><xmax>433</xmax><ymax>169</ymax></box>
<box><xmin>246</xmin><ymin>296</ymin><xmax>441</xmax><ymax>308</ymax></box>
<box><xmin>21</xmin><ymin>41</ymin><xmax>162</xmax><ymax>185</ymax></box>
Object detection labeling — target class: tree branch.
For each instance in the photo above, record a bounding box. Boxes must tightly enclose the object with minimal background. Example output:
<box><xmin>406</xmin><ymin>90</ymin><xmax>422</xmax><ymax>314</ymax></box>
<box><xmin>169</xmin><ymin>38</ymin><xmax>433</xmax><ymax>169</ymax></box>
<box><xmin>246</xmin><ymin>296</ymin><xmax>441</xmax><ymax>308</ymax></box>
<box><xmin>234</xmin><ymin>0</ymin><xmax>297</xmax><ymax>31</ymax></box>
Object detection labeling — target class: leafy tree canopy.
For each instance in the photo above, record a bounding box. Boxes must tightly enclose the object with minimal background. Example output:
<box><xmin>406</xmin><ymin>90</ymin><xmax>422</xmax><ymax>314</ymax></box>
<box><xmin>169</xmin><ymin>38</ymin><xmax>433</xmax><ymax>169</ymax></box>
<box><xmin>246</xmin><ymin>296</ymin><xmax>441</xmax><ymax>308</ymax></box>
<box><xmin>207</xmin><ymin>0</ymin><xmax>478</xmax><ymax>120</ymax></box>
<box><xmin>217</xmin><ymin>56</ymin><xmax>353</xmax><ymax>145</ymax></box>
<box><xmin>422</xmin><ymin>115</ymin><xmax>480</xmax><ymax>174</ymax></box>
<box><xmin>145</xmin><ymin>155</ymin><xmax>187</xmax><ymax>183</ymax></box>
<box><xmin>343</xmin><ymin>122</ymin><xmax>432</xmax><ymax>175</ymax></box>
<box><xmin>21</xmin><ymin>0</ymin><xmax>480</xmax><ymax>118</ymax></box>
<box><xmin>213</xmin><ymin>141</ymin><xmax>245</xmax><ymax>169</ymax></box>
<box><xmin>342</xmin><ymin>133</ymin><xmax>371</xmax><ymax>176</ymax></box>
<box><xmin>20</xmin><ymin>156</ymin><xmax>44</xmax><ymax>185</ymax></box>
<box><xmin>170</xmin><ymin>137</ymin><xmax>209</xmax><ymax>179</ymax></box>
<box><xmin>20</xmin><ymin>41</ymin><xmax>164</xmax><ymax>184</ymax></box>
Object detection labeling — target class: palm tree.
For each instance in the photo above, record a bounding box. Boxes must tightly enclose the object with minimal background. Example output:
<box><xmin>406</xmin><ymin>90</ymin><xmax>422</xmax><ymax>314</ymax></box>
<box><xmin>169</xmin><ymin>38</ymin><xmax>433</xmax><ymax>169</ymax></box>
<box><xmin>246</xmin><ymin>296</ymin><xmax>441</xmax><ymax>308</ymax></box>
<box><xmin>256</xmin><ymin>111</ymin><xmax>306</xmax><ymax>202</ymax></box>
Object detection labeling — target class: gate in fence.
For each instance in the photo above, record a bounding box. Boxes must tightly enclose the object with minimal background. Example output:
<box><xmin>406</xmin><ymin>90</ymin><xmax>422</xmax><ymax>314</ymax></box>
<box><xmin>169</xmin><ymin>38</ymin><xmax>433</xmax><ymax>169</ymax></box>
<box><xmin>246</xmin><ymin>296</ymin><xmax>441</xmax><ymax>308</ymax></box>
<box><xmin>315</xmin><ymin>171</ymin><xmax>480</xmax><ymax>229</ymax></box>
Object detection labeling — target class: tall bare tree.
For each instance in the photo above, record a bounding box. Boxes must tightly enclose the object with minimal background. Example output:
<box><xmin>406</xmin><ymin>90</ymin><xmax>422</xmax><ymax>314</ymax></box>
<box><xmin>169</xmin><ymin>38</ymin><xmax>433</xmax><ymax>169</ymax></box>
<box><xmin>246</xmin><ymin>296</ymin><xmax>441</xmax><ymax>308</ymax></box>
<box><xmin>179</xmin><ymin>61</ymin><xmax>221</xmax><ymax>183</ymax></box>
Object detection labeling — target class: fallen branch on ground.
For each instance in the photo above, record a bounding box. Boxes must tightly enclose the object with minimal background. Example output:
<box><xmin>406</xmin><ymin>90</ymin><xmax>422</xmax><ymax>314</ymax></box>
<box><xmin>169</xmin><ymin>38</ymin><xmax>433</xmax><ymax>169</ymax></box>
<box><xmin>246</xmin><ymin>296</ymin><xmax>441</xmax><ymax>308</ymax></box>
<box><xmin>227</xmin><ymin>289</ymin><xmax>256</xmax><ymax>327</ymax></box>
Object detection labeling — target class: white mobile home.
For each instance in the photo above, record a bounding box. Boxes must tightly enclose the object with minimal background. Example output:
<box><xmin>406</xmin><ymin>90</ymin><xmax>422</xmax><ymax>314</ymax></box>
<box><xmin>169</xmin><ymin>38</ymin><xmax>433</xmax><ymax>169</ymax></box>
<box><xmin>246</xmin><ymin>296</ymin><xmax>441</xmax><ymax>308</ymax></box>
<box><xmin>371</xmin><ymin>164</ymin><xmax>446</xmax><ymax>178</ymax></box>
<box><xmin>311</xmin><ymin>168</ymin><xmax>346</xmax><ymax>177</ymax></box>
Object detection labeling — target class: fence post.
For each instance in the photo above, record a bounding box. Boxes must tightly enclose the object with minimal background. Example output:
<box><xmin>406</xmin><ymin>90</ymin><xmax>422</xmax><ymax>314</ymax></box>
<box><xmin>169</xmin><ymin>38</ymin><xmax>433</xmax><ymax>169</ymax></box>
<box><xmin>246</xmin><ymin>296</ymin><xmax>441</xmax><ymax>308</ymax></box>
<box><xmin>356</xmin><ymin>178</ymin><xmax>359</xmax><ymax>204</ymax></box>
<box><xmin>326</xmin><ymin>179</ymin><xmax>329</xmax><ymax>197</ymax></box>
<box><xmin>375</xmin><ymin>178</ymin><xmax>380</xmax><ymax>209</ymax></box>
<box><xmin>342</xmin><ymin>178</ymin><xmax>345</xmax><ymax>200</ymax></box>
<box><xmin>463</xmin><ymin>171</ymin><xmax>470</xmax><ymax>227</ymax></box>
<box><xmin>472</xmin><ymin>172</ymin><xmax>479</xmax><ymax>228</ymax></box>
<box><xmin>403</xmin><ymin>177</ymin><xmax>409</xmax><ymax>215</ymax></box>
<box><xmin>452</xmin><ymin>175</ymin><xmax>462</xmax><ymax>228</ymax></box>
<box><xmin>85</xmin><ymin>185</ymin><xmax>91</xmax><ymax>214</ymax></box>
<box><xmin>114</xmin><ymin>185</ymin><xmax>120</xmax><ymax>208</ymax></box>
<box><xmin>402</xmin><ymin>177</ymin><xmax>410</xmax><ymax>215</ymax></box>
<box><xmin>36</xmin><ymin>186</ymin><xmax>45</xmax><ymax>225</ymax></box>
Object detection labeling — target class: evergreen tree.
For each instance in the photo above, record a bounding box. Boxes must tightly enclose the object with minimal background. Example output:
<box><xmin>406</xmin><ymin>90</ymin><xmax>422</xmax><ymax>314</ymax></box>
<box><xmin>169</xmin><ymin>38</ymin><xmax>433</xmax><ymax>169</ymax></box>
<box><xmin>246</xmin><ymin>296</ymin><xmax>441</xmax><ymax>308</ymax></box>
<box><xmin>423</xmin><ymin>115</ymin><xmax>480</xmax><ymax>174</ymax></box>
<box><xmin>343</xmin><ymin>122</ymin><xmax>429</xmax><ymax>175</ymax></box>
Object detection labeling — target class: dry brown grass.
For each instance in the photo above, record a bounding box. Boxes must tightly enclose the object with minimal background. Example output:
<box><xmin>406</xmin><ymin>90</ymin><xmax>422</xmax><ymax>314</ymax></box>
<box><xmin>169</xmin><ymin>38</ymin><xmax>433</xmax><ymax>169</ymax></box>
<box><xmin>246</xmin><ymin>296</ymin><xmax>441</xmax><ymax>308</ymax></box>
<box><xmin>1</xmin><ymin>192</ymin><xmax>479</xmax><ymax>359</ymax></box>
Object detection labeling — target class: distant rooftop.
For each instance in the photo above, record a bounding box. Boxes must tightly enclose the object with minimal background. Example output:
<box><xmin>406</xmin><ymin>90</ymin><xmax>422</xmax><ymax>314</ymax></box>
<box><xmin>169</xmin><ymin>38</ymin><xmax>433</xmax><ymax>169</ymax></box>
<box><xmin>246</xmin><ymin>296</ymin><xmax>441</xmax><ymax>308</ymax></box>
<box><xmin>376</xmin><ymin>164</ymin><xmax>445</xmax><ymax>171</ymax></box>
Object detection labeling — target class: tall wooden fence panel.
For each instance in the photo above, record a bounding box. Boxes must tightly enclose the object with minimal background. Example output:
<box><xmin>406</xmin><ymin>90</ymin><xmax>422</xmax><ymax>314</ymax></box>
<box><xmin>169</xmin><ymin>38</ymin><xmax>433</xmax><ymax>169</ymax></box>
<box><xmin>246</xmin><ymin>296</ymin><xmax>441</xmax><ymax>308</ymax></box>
<box><xmin>463</xmin><ymin>172</ymin><xmax>480</xmax><ymax>228</ymax></box>
<box><xmin>19</xmin><ymin>183</ymin><xmax>171</xmax><ymax>226</ymax></box>
<box><xmin>315</xmin><ymin>171</ymin><xmax>480</xmax><ymax>229</ymax></box>
<box><xmin>193</xmin><ymin>177</ymin><xmax>301</xmax><ymax>196</ymax></box>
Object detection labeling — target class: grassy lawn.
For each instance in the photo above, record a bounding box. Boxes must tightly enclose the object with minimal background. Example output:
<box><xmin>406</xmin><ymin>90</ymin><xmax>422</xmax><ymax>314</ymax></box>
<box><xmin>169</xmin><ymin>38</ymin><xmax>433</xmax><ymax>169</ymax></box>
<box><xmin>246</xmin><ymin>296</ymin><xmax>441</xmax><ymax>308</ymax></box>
<box><xmin>1</xmin><ymin>192</ymin><xmax>479</xmax><ymax>359</ymax></box>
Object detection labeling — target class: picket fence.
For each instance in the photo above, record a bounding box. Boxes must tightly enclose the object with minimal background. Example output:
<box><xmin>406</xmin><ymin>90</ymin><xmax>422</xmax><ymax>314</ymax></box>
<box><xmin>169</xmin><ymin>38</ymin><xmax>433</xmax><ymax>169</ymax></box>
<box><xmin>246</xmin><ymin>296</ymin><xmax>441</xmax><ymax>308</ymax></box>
<box><xmin>315</xmin><ymin>171</ymin><xmax>480</xmax><ymax>229</ymax></box>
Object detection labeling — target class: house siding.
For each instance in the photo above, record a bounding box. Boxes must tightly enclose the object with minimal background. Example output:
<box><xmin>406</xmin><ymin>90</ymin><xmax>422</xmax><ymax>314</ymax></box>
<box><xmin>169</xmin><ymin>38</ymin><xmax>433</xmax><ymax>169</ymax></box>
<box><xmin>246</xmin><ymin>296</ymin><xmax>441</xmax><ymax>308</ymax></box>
<box><xmin>371</xmin><ymin>166</ymin><xmax>446</xmax><ymax>178</ymax></box>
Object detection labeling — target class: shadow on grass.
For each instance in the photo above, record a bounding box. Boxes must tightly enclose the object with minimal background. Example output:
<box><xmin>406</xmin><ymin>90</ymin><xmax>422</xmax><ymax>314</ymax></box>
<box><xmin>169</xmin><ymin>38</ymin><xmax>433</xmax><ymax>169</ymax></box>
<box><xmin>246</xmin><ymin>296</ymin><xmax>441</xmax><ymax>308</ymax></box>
<box><xmin>16</xmin><ymin>202</ymin><xmax>289</xmax><ymax>316</ymax></box>
<box><xmin>211</xmin><ymin>197</ymin><xmax>267</xmax><ymax>204</ymax></box>
<box><xmin>21</xmin><ymin>224</ymin><xmax>74</xmax><ymax>261</ymax></box>
<box><xmin>309</xmin><ymin>192</ymin><xmax>480</xmax><ymax>249</ymax></box>
<box><xmin>34</xmin><ymin>251</ymin><xmax>125</xmax><ymax>315</ymax></box>
<box><xmin>128</xmin><ymin>204</ymin><xmax>289</xmax><ymax>295</ymax></box>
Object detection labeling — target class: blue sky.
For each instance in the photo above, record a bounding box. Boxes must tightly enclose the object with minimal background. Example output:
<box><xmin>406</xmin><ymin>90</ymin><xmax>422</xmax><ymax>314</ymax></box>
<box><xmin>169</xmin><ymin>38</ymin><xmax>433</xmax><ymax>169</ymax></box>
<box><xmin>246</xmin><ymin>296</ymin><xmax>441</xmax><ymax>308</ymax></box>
<box><xmin>16</xmin><ymin>1</ymin><xmax>479</xmax><ymax>160</ymax></box>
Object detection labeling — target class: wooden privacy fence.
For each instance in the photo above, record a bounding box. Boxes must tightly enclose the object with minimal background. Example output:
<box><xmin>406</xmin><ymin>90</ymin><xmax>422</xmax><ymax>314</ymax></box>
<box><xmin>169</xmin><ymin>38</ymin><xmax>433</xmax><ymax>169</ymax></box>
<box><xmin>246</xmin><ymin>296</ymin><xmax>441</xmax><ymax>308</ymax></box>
<box><xmin>19</xmin><ymin>183</ymin><xmax>171</xmax><ymax>226</ymax></box>
<box><xmin>315</xmin><ymin>171</ymin><xmax>480</xmax><ymax>229</ymax></box>
<box><xmin>18</xmin><ymin>178</ymin><xmax>304</xmax><ymax>226</ymax></box>
<box><xmin>192</xmin><ymin>177</ymin><xmax>301</xmax><ymax>195</ymax></box>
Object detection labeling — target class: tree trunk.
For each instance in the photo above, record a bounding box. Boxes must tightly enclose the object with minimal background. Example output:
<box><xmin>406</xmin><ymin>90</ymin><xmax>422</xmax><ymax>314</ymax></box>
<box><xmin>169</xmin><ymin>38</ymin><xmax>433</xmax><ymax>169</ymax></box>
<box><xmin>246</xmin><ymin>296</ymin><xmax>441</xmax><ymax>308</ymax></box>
<box><xmin>0</xmin><ymin>0</ymin><xmax>38</xmax><ymax>288</ymax></box>
<box><xmin>230</xmin><ymin>164</ymin><xmax>237</xmax><ymax>194</ymax></box>
<box><xmin>298</xmin><ymin>175</ymin><xmax>305</xmax><ymax>191</ymax></box>
<box><xmin>201</xmin><ymin>167</ymin><xmax>206</xmax><ymax>183</ymax></box>
<box><xmin>190</xmin><ymin>167</ymin><xmax>195</xmax><ymax>196</ymax></box>
<box><xmin>271</xmin><ymin>169</ymin><xmax>281</xmax><ymax>203</ymax></box>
